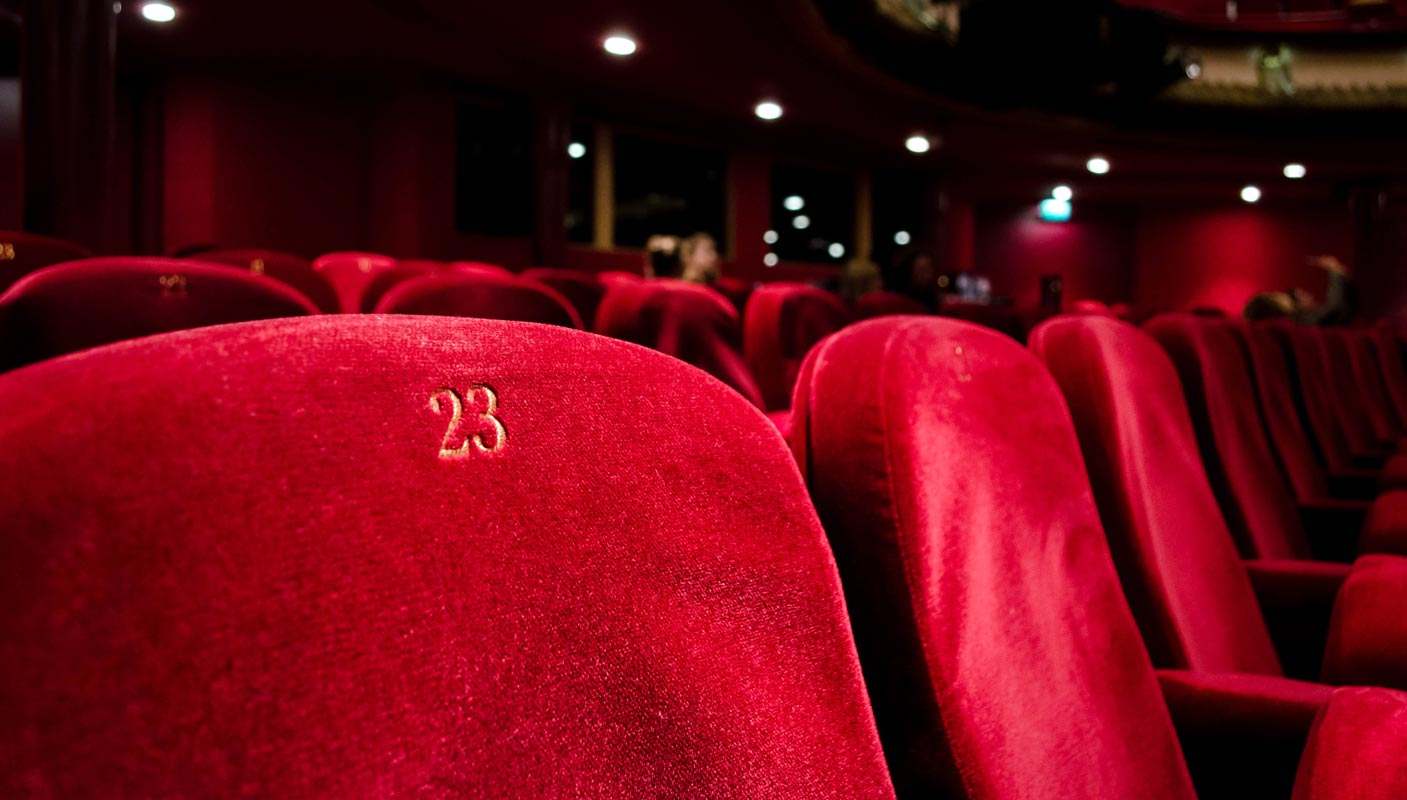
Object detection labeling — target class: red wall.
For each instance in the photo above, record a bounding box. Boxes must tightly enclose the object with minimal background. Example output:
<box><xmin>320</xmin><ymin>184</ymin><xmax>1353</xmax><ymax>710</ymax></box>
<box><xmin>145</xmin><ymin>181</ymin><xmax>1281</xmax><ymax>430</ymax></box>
<box><xmin>975</xmin><ymin>203</ymin><xmax>1136</xmax><ymax>308</ymax></box>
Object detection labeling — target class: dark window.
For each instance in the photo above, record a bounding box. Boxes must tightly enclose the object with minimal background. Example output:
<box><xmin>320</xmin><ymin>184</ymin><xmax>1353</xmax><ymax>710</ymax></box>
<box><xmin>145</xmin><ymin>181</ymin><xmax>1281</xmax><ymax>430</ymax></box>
<box><xmin>565</xmin><ymin>123</ymin><xmax>595</xmax><ymax>243</ymax></box>
<box><xmin>769</xmin><ymin>163</ymin><xmax>854</xmax><ymax>265</ymax></box>
<box><xmin>871</xmin><ymin>169</ymin><xmax>927</xmax><ymax>268</ymax></box>
<box><xmin>613</xmin><ymin>131</ymin><xmax>726</xmax><ymax>249</ymax></box>
<box><xmin>455</xmin><ymin>102</ymin><xmax>533</xmax><ymax>237</ymax></box>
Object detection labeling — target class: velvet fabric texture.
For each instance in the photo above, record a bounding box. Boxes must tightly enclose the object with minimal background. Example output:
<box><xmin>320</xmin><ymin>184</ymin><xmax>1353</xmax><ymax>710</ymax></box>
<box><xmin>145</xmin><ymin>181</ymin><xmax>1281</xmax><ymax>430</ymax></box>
<box><xmin>1030</xmin><ymin>316</ymin><xmax>1283</xmax><ymax>676</ymax></box>
<box><xmin>0</xmin><ymin>258</ymin><xmax>319</xmax><ymax>371</ymax></box>
<box><xmin>1293</xmin><ymin>687</ymin><xmax>1407</xmax><ymax>799</ymax></box>
<box><xmin>597</xmin><ymin>279</ymin><xmax>763</xmax><ymax>408</ymax></box>
<box><xmin>1323</xmin><ymin>329</ymin><xmax>1401</xmax><ymax>449</ymax></box>
<box><xmin>1321</xmin><ymin>555</ymin><xmax>1407</xmax><ymax>690</ymax></box>
<box><xmin>522</xmin><ymin>268</ymin><xmax>606</xmax><ymax>330</ymax></box>
<box><xmin>200</xmin><ymin>248</ymin><xmax>341</xmax><ymax>314</ymax></box>
<box><xmin>1269</xmin><ymin>323</ymin><xmax>1389</xmax><ymax>469</ymax></box>
<box><xmin>853</xmin><ymin>291</ymin><xmax>928</xmax><ymax>319</ymax></box>
<box><xmin>793</xmin><ymin>316</ymin><xmax>1196</xmax><ymax>799</ymax></box>
<box><xmin>374</xmin><ymin>273</ymin><xmax>583</xmax><ymax>329</ymax></box>
<box><xmin>358</xmin><ymin>263</ymin><xmax>440</xmax><ymax>313</ymax></box>
<box><xmin>1236</xmin><ymin>323</ymin><xmax>1334</xmax><ymax>503</ymax></box>
<box><xmin>312</xmin><ymin>251</ymin><xmax>398</xmax><ymax>313</ymax></box>
<box><xmin>714</xmin><ymin>277</ymin><xmax>755</xmax><ymax>315</ymax></box>
<box><xmin>1373</xmin><ymin>327</ymin><xmax>1407</xmax><ymax>424</ymax></box>
<box><xmin>0</xmin><ymin>316</ymin><xmax>894</xmax><ymax>798</ymax></box>
<box><xmin>743</xmin><ymin>283</ymin><xmax>852</xmax><ymax>411</ymax></box>
<box><xmin>0</xmin><ymin>230</ymin><xmax>92</xmax><ymax>294</ymax></box>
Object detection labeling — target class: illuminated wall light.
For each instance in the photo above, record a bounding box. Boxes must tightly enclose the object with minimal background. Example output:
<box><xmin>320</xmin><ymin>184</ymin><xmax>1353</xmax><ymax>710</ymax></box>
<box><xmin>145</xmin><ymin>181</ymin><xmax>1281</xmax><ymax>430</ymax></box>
<box><xmin>894</xmin><ymin>230</ymin><xmax>911</xmax><ymax>246</ymax></box>
<box><xmin>567</xmin><ymin>142</ymin><xmax>587</xmax><ymax>159</ymax></box>
<box><xmin>603</xmin><ymin>35</ymin><xmax>637</xmax><ymax>56</ymax></box>
<box><xmin>792</xmin><ymin>215</ymin><xmax>810</xmax><ymax>230</ymax></box>
<box><xmin>141</xmin><ymin>2</ymin><xmax>176</xmax><ymax>22</ymax></box>
<box><xmin>1086</xmin><ymin>156</ymin><xmax>1110</xmax><ymax>175</ymax></box>
<box><xmin>828</xmin><ymin>243</ymin><xmax>846</xmax><ymax>259</ymax></box>
<box><xmin>1241</xmin><ymin>185</ymin><xmax>1262</xmax><ymax>203</ymax></box>
<box><xmin>764</xmin><ymin>253</ymin><xmax>779</xmax><ymax>267</ymax></box>
<box><xmin>1283</xmin><ymin>163</ymin><xmax>1307</xmax><ymax>179</ymax></box>
<box><xmin>1051</xmin><ymin>185</ymin><xmax>1073</xmax><ymax>202</ymax></box>
<box><xmin>754</xmin><ymin>100</ymin><xmax>783</xmax><ymax>121</ymax></box>
<box><xmin>763</xmin><ymin>230</ymin><xmax>779</xmax><ymax>245</ymax></box>
<box><xmin>783</xmin><ymin>195</ymin><xmax>805</xmax><ymax>212</ymax></box>
<box><xmin>905</xmin><ymin>134</ymin><xmax>931</xmax><ymax>154</ymax></box>
<box><xmin>1185</xmin><ymin>62</ymin><xmax>1202</xmax><ymax>80</ymax></box>
<box><xmin>1039</xmin><ymin>198</ymin><xmax>1072</xmax><ymax>222</ymax></box>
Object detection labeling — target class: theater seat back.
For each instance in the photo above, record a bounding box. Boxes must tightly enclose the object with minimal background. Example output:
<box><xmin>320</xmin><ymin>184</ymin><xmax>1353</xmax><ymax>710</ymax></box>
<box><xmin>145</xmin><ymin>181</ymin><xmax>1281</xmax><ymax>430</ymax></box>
<box><xmin>358</xmin><ymin>263</ymin><xmax>440</xmax><ymax>314</ymax></box>
<box><xmin>522</xmin><ymin>268</ymin><xmax>607</xmax><ymax>330</ymax></box>
<box><xmin>1146</xmin><ymin>315</ymin><xmax>1311</xmax><ymax>561</ymax></box>
<box><xmin>1237</xmin><ymin>323</ymin><xmax>1331</xmax><ymax>503</ymax></box>
<box><xmin>1322</xmin><ymin>328</ymin><xmax>1397</xmax><ymax>447</ymax></box>
<box><xmin>375</xmin><ymin>273</ymin><xmax>583</xmax><ymax>329</ymax></box>
<box><xmin>0</xmin><ymin>258</ymin><xmax>319</xmax><ymax>371</ymax></box>
<box><xmin>312</xmin><ymin>251</ymin><xmax>398</xmax><ymax>313</ymax></box>
<box><xmin>200</xmin><ymin>248</ymin><xmax>341</xmax><ymax>314</ymax></box>
<box><xmin>1270</xmin><ymin>323</ymin><xmax>1362</xmax><ymax>472</ymax></box>
<box><xmin>794</xmin><ymin>317</ymin><xmax>1194</xmax><ymax>799</ymax></box>
<box><xmin>1031</xmin><ymin>316</ymin><xmax>1282</xmax><ymax>676</ymax></box>
<box><xmin>0</xmin><ymin>316</ymin><xmax>894</xmax><ymax>799</ymax></box>
<box><xmin>1374</xmin><ymin>326</ymin><xmax>1407</xmax><ymax>424</ymax></box>
<box><xmin>744</xmin><ymin>283</ymin><xmax>851</xmax><ymax>411</ymax></box>
<box><xmin>0</xmin><ymin>230</ymin><xmax>92</xmax><ymax>294</ymax></box>
<box><xmin>1341</xmin><ymin>331</ymin><xmax>1405</xmax><ymax>437</ymax></box>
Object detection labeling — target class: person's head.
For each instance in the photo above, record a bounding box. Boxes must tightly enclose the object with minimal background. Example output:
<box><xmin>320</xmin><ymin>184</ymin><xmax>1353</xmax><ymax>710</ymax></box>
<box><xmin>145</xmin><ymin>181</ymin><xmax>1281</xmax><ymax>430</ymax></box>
<box><xmin>840</xmin><ymin>258</ymin><xmax>882</xmax><ymax>302</ymax></box>
<box><xmin>888</xmin><ymin>249</ymin><xmax>937</xmax><ymax>304</ymax></box>
<box><xmin>645</xmin><ymin>235</ymin><xmax>681</xmax><ymax>279</ymax></box>
<box><xmin>1243</xmin><ymin>291</ymin><xmax>1297</xmax><ymax>321</ymax></box>
<box><xmin>679</xmin><ymin>233</ymin><xmax>721</xmax><ymax>285</ymax></box>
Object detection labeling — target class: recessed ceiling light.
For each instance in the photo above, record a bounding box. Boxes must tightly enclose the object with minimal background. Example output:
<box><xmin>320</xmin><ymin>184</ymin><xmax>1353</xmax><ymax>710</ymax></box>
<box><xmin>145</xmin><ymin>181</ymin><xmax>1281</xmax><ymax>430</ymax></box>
<box><xmin>1052</xmin><ymin>185</ymin><xmax>1073</xmax><ymax>202</ymax></box>
<box><xmin>905</xmin><ymin>134</ymin><xmax>931</xmax><ymax>154</ymax></box>
<box><xmin>783</xmin><ymin>195</ymin><xmax>805</xmax><ymax>212</ymax></box>
<box><xmin>754</xmin><ymin>100</ymin><xmax>783</xmax><ymax>121</ymax></box>
<box><xmin>792</xmin><ymin>215</ymin><xmax>810</xmax><ymax>230</ymax></box>
<box><xmin>1086</xmin><ymin>156</ymin><xmax>1110</xmax><ymax>175</ymax></box>
<box><xmin>829</xmin><ymin>243</ymin><xmax>846</xmax><ymax>259</ymax></box>
<box><xmin>141</xmin><ymin>2</ymin><xmax>176</xmax><ymax>22</ymax></box>
<box><xmin>567</xmin><ymin>142</ymin><xmax>587</xmax><ymax>159</ymax></box>
<box><xmin>603</xmin><ymin>35</ymin><xmax>637</xmax><ymax>57</ymax></box>
<box><xmin>764</xmin><ymin>253</ymin><xmax>779</xmax><ymax>267</ymax></box>
<box><xmin>1039</xmin><ymin>198</ymin><xmax>1072</xmax><ymax>222</ymax></box>
<box><xmin>1283</xmin><ymin>163</ymin><xmax>1307</xmax><ymax>179</ymax></box>
<box><xmin>1241</xmin><ymin>185</ymin><xmax>1262</xmax><ymax>203</ymax></box>
<box><xmin>763</xmin><ymin>230</ymin><xmax>779</xmax><ymax>245</ymax></box>
<box><xmin>894</xmin><ymin>230</ymin><xmax>911</xmax><ymax>246</ymax></box>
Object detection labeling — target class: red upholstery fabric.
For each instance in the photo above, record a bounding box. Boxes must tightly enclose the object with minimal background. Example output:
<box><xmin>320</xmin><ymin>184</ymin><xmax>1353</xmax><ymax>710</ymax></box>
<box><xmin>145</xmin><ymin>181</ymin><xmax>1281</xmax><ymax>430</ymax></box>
<box><xmin>743</xmin><ymin>283</ymin><xmax>851</xmax><ymax>411</ymax></box>
<box><xmin>598</xmin><ymin>270</ymin><xmax>643</xmax><ymax>286</ymax></box>
<box><xmin>1236</xmin><ymin>323</ymin><xmax>1332</xmax><ymax>504</ymax></box>
<box><xmin>312</xmin><ymin>251</ymin><xmax>398</xmax><ymax>313</ymax></box>
<box><xmin>597</xmin><ymin>280</ymin><xmax>763</xmax><ymax>408</ymax></box>
<box><xmin>0</xmin><ymin>258</ymin><xmax>318</xmax><ymax>371</ymax></box>
<box><xmin>0</xmin><ymin>230</ymin><xmax>92</xmax><ymax>294</ymax></box>
<box><xmin>200</xmin><ymin>248</ymin><xmax>341</xmax><ymax>314</ymax></box>
<box><xmin>1270</xmin><ymin>323</ymin><xmax>1385</xmax><ymax>468</ymax></box>
<box><xmin>1070</xmin><ymin>299</ymin><xmax>1114</xmax><ymax>316</ymax></box>
<box><xmin>1030</xmin><ymin>316</ymin><xmax>1284</xmax><ymax>676</ymax></box>
<box><xmin>1293</xmin><ymin>687</ymin><xmax>1407</xmax><ymax>800</ymax></box>
<box><xmin>522</xmin><ymin>268</ymin><xmax>607</xmax><ymax>330</ymax></box>
<box><xmin>1324</xmin><ymin>329</ymin><xmax>1400</xmax><ymax>447</ymax></box>
<box><xmin>1362</xmin><ymin>491</ymin><xmax>1407</xmax><ymax>556</ymax></box>
<box><xmin>1380</xmin><ymin>454</ymin><xmax>1407</xmax><ymax>492</ymax></box>
<box><xmin>794</xmin><ymin>317</ymin><xmax>1196</xmax><ymax>799</ymax></box>
<box><xmin>1347</xmin><ymin>333</ymin><xmax>1406</xmax><ymax>436</ymax></box>
<box><xmin>853</xmin><ymin>291</ymin><xmax>927</xmax><ymax>319</ymax></box>
<box><xmin>714</xmin><ymin>276</ymin><xmax>755</xmax><ymax>314</ymax></box>
<box><xmin>447</xmin><ymin>261</ymin><xmax>514</xmax><ymax>277</ymax></box>
<box><xmin>358</xmin><ymin>263</ymin><xmax>440</xmax><ymax>314</ymax></box>
<box><xmin>1322</xmin><ymin>555</ymin><xmax>1407</xmax><ymax>690</ymax></box>
<box><xmin>0</xmin><ymin>316</ymin><xmax>894</xmax><ymax>798</ymax></box>
<box><xmin>374</xmin><ymin>273</ymin><xmax>582</xmax><ymax>329</ymax></box>
<box><xmin>1373</xmin><ymin>326</ymin><xmax>1407</xmax><ymax>424</ymax></box>
<box><xmin>1147</xmin><ymin>315</ymin><xmax>1313</xmax><ymax>561</ymax></box>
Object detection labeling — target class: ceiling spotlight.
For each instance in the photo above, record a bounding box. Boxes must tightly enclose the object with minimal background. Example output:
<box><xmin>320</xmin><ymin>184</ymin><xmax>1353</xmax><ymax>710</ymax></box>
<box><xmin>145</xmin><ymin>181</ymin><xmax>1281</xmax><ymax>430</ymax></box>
<box><xmin>792</xmin><ymin>215</ymin><xmax>811</xmax><ymax>230</ymax></box>
<box><xmin>603</xmin><ymin>35</ymin><xmax>637</xmax><ymax>57</ymax></box>
<box><xmin>140</xmin><ymin>2</ymin><xmax>176</xmax><ymax>22</ymax></box>
<box><xmin>894</xmin><ymin>230</ymin><xmax>911</xmax><ymax>246</ymax></box>
<box><xmin>1185</xmin><ymin>61</ymin><xmax>1202</xmax><ymax>80</ymax></box>
<box><xmin>1052</xmin><ymin>185</ymin><xmax>1073</xmax><ymax>202</ymax></box>
<box><xmin>1241</xmin><ymin>185</ymin><xmax>1262</xmax><ymax>203</ymax></box>
<box><xmin>1039</xmin><ymin>198</ymin><xmax>1072</xmax><ymax>222</ymax></box>
<box><xmin>828</xmin><ymin>243</ymin><xmax>846</xmax><ymax>259</ymax></box>
<box><xmin>567</xmin><ymin>142</ymin><xmax>587</xmax><ymax>159</ymax></box>
<box><xmin>763</xmin><ymin>230</ymin><xmax>779</xmax><ymax>245</ymax></box>
<box><xmin>905</xmin><ymin>134</ymin><xmax>931</xmax><ymax>154</ymax></box>
<box><xmin>1283</xmin><ymin>163</ymin><xmax>1307</xmax><ymax>179</ymax></box>
<box><xmin>783</xmin><ymin>195</ymin><xmax>805</xmax><ymax>212</ymax></box>
<box><xmin>1086</xmin><ymin>156</ymin><xmax>1111</xmax><ymax>175</ymax></box>
<box><xmin>754</xmin><ymin>100</ymin><xmax>783</xmax><ymax>121</ymax></box>
<box><xmin>764</xmin><ymin>253</ymin><xmax>779</xmax><ymax>267</ymax></box>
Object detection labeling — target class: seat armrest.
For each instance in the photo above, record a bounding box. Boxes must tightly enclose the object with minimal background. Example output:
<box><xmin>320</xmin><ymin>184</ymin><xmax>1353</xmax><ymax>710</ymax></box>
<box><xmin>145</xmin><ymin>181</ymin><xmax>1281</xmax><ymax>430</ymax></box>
<box><xmin>1158</xmin><ymin>670</ymin><xmax>1333</xmax><ymax>800</ymax></box>
<box><xmin>1360</xmin><ymin>491</ymin><xmax>1407</xmax><ymax>557</ymax></box>
<box><xmin>1298</xmin><ymin>500</ymin><xmax>1368</xmax><ymax>563</ymax></box>
<box><xmin>1328</xmin><ymin>470</ymin><xmax>1381</xmax><ymax>501</ymax></box>
<box><xmin>1293</xmin><ymin>687</ymin><xmax>1407</xmax><ymax>800</ymax></box>
<box><xmin>1245</xmin><ymin>560</ymin><xmax>1351</xmax><ymax>681</ymax></box>
<box><xmin>1322</xmin><ymin>555</ymin><xmax>1407</xmax><ymax>691</ymax></box>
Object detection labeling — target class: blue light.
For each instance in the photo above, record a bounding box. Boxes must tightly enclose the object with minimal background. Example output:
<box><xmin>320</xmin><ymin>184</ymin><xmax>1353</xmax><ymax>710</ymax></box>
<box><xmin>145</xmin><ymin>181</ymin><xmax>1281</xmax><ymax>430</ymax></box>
<box><xmin>1039</xmin><ymin>198</ymin><xmax>1072</xmax><ymax>222</ymax></box>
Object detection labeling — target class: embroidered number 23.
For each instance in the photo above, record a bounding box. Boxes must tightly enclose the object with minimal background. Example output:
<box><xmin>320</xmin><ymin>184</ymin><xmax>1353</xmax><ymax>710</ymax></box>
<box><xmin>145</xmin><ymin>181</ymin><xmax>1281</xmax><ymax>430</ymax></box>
<box><xmin>429</xmin><ymin>385</ymin><xmax>507</xmax><ymax>458</ymax></box>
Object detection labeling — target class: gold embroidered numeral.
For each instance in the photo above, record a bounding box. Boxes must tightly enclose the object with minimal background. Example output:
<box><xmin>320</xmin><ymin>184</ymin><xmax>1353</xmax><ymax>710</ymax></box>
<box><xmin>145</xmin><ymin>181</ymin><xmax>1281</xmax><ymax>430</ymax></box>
<box><xmin>429</xmin><ymin>385</ymin><xmax>507</xmax><ymax>459</ymax></box>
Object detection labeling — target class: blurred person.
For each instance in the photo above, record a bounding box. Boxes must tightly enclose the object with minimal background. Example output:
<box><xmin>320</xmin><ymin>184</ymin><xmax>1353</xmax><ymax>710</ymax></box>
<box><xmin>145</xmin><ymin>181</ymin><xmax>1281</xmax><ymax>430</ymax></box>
<box><xmin>645</xmin><ymin>235</ymin><xmax>681</xmax><ymax>279</ymax></box>
<box><xmin>679</xmin><ymin>233</ymin><xmax>721</xmax><ymax>285</ymax></box>
<box><xmin>1242</xmin><ymin>254</ymin><xmax>1357</xmax><ymax>326</ymax></box>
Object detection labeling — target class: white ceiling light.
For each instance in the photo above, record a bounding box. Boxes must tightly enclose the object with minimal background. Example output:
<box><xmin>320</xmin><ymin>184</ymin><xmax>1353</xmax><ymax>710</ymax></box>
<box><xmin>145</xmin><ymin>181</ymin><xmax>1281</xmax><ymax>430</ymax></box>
<box><xmin>1241</xmin><ymin>185</ymin><xmax>1262</xmax><ymax>203</ymax></box>
<box><xmin>894</xmin><ymin>230</ymin><xmax>911</xmax><ymax>246</ymax></box>
<box><xmin>783</xmin><ymin>195</ymin><xmax>805</xmax><ymax>212</ymax></box>
<box><xmin>567</xmin><ymin>142</ymin><xmax>587</xmax><ymax>159</ymax></box>
<box><xmin>792</xmin><ymin>215</ymin><xmax>811</xmax><ymax>230</ymax></box>
<box><xmin>828</xmin><ymin>243</ymin><xmax>846</xmax><ymax>259</ymax></box>
<box><xmin>141</xmin><ymin>2</ymin><xmax>176</xmax><ymax>22</ymax></box>
<box><xmin>763</xmin><ymin>230</ymin><xmax>779</xmax><ymax>245</ymax></box>
<box><xmin>905</xmin><ymin>134</ymin><xmax>931</xmax><ymax>154</ymax></box>
<box><xmin>1283</xmin><ymin>163</ymin><xmax>1307</xmax><ymax>179</ymax></box>
<box><xmin>754</xmin><ymin>100</ymin><xmax>783</xmax><ymax>121</ymax></box>
<box><xmin>603</xmin><ymin>35</ymin><xmax>637</xmax><ymax>57</ymax></box>
<box><xmin>1086</xmin><ymin>156</ymin><xmax>1111</xmax><ymax>175</ymax></box>
<box><xmin>764</xmin><ymin>253</ymin><xmax>779</xmax><ymax>267</ymax></box>
<box><xmin>1052</xmin><ymin>185</ymin><xmax>1073</xmax><ymax>202</ymax></box>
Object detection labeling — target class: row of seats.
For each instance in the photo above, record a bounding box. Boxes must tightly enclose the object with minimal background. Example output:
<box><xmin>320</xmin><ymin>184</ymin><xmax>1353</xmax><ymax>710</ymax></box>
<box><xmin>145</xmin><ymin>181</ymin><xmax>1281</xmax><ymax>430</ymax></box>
<box><xmin>4</xmin><ymin>311</ymin><xmax>1407</xmax><ymax>797</ymax></box>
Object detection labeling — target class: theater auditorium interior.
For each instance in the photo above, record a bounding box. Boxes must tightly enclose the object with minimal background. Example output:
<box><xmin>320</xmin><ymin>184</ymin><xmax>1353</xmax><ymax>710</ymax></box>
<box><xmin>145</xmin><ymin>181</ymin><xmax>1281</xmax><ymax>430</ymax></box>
<box><xmin>9</xmin><ymin>0</ymin><xmax>1407</xmax><ymax>796</ymax></box>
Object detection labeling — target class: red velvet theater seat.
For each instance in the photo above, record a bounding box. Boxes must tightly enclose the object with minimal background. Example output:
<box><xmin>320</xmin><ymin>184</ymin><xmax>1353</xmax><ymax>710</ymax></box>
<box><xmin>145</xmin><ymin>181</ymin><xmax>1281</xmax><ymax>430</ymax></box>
<box><xmin>200</xmin><ymin>248</ymin><xmax>341</xmax><ymax>314</ymax></box>
<box><xmin>522</xmin><ymin>268</ymin><xmax>607</xmax><ymax>330</ymax></box>
<box><xmin>1032</xmin><ymin>316</ymin><xmax>1407</xmax><ymax>690</ymax></box>
<box><xmin>597</xmin><ymin>279</ymin><xmax>764</xmax><ymax>408</ymax></box>
<box><xmin>1373</xmin><ymin>326</ymin><xmax>1407</xmax><ymax>425</ymax></box>
<box><xmin>714</xmin><ymin>276</ymin><xmax>755</xmax><ymax>314</ymax></box>
<box><xmin>743</xmin><ymin>283</ymin><xmax>851</xmax><ymax>411</ymax></box>
<box><xmin>447</xmin><ymin>261</ymin><xmax>514</xmax><ymax>276</ymax></box>
<box><xmin>793</xmin><ymin>316</ymin><xmax>1407</xmax><ymax>799</ymax></box>
<box><xmin>1323</xmin><ymin>328</ymin><xmax>1404</xmax><ymax>449</ymax></box>
<box><xmin>312</xmin><ymin>251</ymin><xmax>398</xmax><ymax>313</ymax></box>
<box><xmin>1070</xmin><ymin>299</ymin><xmax>1115</xmax><ymax>316</ymax></box>
<box><xmin>0</xmin><ymin>258</ymin><xmax>319</xmax><ymax>371</ymax></box>
<box><xmin>853</xmin><ymin>291</ymin><xmax>928</xmax><ymax>319</ymax></box>
<box><xmin>1269</xmin><ymin>323</ymin><xmax>1392</xmax><ymax>470</ymax></box>
<box><xmin>0</xmin><ymin>316</ymin><xmax>894</xmax><ymax>798</ymax></box>
<box><xmin>0</xmin><ymin>230</ymin><xmax>93</xmax><ymax>294</ymax></box>
<box><xmin>358</xmin><ymin>263</ymin><xmax>440</xmax><ymax>314</ymax></box>
<box><xmin>374</xmin><ymin>273</ymin><xmax>582</xmax><ymax>329</ymax></box>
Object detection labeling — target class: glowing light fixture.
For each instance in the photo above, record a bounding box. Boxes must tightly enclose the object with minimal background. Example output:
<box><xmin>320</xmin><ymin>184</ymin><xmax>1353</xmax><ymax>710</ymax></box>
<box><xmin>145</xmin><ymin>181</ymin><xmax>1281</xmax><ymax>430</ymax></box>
<box><xmin>894</xmin><ymin>230</ymin><xmax>911</xmax><ymax>246</ymax></box>
<box><xmin>764</xmin><ymin>253</ymin><xmax>779</xmax><ymax>267</ymax></box>
<box><xmin>1039</xmin><ymin>198</ymin><xmax>1072</xmax><ymax>222</ymax></box>
<box><xmin>792</xmin><ymin>215</ymin><xmax>811</xmax><ymax>230</ymax></box>
<box><xmin>141</xmin><ymin>2</ymin><xmax>176</xmax><ymax>22</ymax></box>
<box><xmin>754</xmin><ymin>100</ymin><xmax>783</xmax><ymax>121</ymax></box>
<box><xmin>783</xmin><ymin>195</ymin><xmax>805</xmax><ymax>212</ymax></box>
<box><xmin>1241</xmin><ymin>185</ymin><xmax>1262</xmax><ymax>203</ymax></box>
<box><xmin>1086</xmin><ymin>156</ymin><xmax>1110</xmax><ymax>175</ymax></box>
<box><xmin>1283</xmin><ymin>163</ymin><xmax>1307</xmax><ymax>179</ymax></box>
<box><xmin>567</xmin><ymin>142</ymin><xmax>587</xmax><ymax>159</ymax></box>
<box><xmin>1052</xmin><ymin>185</ymin><xmax>1073</xmax><ymax>202</ymax></box>
<box><xmin>603</xmin><ymin>35</ymin><xmax>637</xmax><ymax>56</ymax></box>
<box><xmin>828</xmin><ymin>243</ymin><xmax>846</xmax><ymax>259</ymax></box>
<box><xmin>905</xmin><ymin>134</ymin><xmax>931</xmax><ymax>154</ymax></box>
<box><xmin>763</xmin><ymin>230</ymin><xmax>779</xmax><ymax>245</ymax></box>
